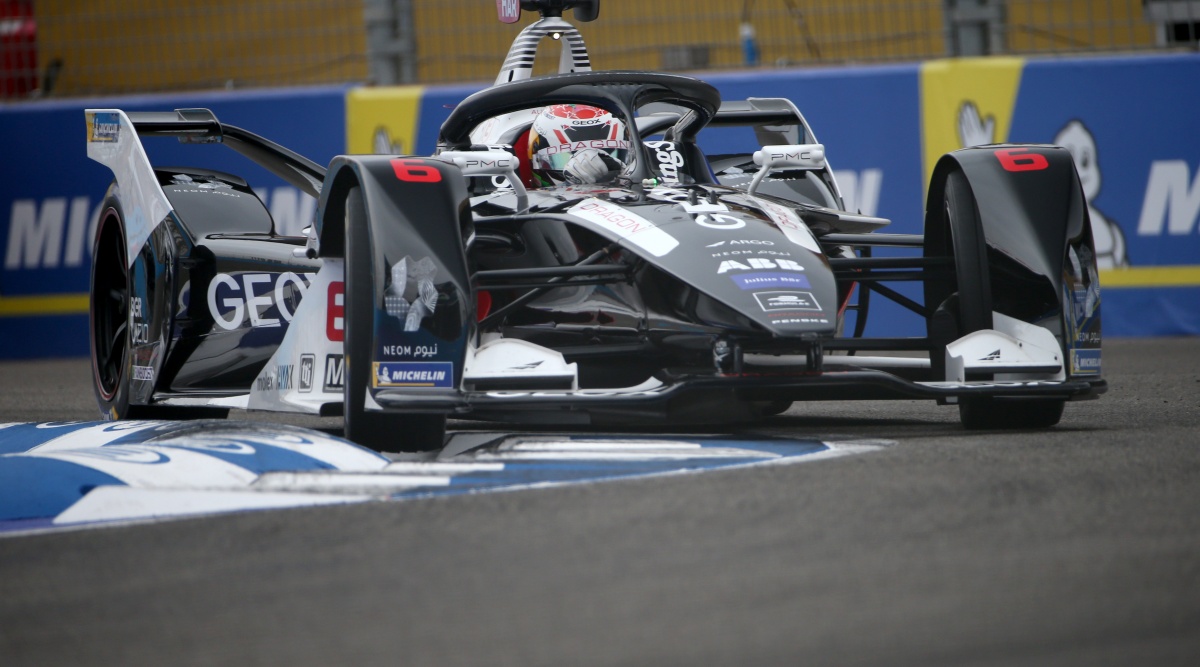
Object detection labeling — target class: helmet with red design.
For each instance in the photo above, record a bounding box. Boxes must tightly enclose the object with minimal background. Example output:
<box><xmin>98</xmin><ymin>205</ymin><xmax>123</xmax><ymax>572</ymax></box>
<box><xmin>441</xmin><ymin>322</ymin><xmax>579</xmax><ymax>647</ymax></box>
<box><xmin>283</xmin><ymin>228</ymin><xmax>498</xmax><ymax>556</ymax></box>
<box><xmin>528</xmin><ymin>104</ymin><xmax>630</xmax><ymax>186</ymax></box>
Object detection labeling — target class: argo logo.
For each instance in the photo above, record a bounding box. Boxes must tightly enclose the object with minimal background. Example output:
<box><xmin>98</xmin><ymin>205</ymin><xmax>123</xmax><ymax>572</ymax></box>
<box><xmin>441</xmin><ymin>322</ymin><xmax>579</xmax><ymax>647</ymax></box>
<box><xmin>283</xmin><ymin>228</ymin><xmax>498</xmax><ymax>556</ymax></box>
<box><xmin>707</xmin><ymin>239</ymin><xmax>775</xmax><ymax>247</ymax></box>
<box><xmin>207</xmin><ymin>272</ymin><xmax>315</xmax><ymax>331</ymax></box>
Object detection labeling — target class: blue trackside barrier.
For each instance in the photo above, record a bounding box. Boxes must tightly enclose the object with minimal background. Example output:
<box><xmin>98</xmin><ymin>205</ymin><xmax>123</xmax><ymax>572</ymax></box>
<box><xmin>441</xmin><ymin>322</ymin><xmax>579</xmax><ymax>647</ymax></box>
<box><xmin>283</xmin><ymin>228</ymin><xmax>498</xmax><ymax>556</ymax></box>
<box><xmin>2</xmin><ymin>53</ymin><xmax>1197</xmax><ymax>359</ymax></box>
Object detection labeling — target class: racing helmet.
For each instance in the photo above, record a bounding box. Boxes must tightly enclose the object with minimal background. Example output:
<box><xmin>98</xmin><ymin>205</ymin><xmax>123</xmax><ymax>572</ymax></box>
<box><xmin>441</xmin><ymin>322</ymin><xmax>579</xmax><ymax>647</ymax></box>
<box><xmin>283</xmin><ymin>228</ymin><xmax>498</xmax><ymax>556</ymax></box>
<box><xmin>528</xmin><ymin>104</ymin><xmax>630</xmax><ymax>186</ymax></box>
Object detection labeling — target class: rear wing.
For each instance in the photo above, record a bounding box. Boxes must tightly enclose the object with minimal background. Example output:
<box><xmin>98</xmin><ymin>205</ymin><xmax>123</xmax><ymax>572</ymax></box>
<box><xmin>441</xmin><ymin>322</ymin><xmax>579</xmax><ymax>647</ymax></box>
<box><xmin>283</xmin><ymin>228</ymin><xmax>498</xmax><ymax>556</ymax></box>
<box><xmin>86</xmin><ymin>108</ymin><xmax>326</xmax><ymax>268</ymax></box>
<box><xmin>706</xmin><ymin>97</ymin><xmax>847</xmax><ymax>212</ymax></box>
<box><xmin>710</xmin><ymin>98</ymin><xmax>815</xmax><ymax>147</ymax></box>
<box><xmin>119</xmin><ymin>108</ymin><xmax>326</xmax><ymax>197</ymax></box>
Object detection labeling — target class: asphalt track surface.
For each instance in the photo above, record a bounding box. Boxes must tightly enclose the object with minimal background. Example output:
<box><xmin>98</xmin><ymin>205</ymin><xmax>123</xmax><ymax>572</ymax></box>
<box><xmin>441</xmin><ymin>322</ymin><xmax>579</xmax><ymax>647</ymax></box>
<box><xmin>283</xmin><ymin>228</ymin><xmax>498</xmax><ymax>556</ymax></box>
<box><xmin>1</xmin><ymin>338</ymin><xmax>1198</xmax><ymax>666</ymax></box>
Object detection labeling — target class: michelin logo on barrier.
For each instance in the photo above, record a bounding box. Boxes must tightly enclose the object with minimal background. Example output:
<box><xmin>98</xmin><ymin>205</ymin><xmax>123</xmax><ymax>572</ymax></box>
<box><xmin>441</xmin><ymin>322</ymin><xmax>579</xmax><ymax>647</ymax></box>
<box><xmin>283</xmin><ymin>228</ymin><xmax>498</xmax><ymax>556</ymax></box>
<box><xmin>4</xmin><ymin>197</ymin><xmax>100</xmax><ymax>270</ymax></box>
<box><xmin>1054</xmin><ymin>120</ymin><xmax>1127</xmax><ymax>268</ymax></box>
<box><xmin>1138</xmin><ymin>160</ymin><xmax>1200</xmax><ymax>238</ymax></box>
<box><xmin>4</xmin><ymin>188</ymin><xmax>312</xmax><ymax>271</ymax></box>
<box><xmin>957</xmin><ymin>101</ymin><xmax>996</xmax><ymax>150</ymax></box>
<box><xmin>957</xmin><ymin>103</ymin><xmax>1134</xmax><ymax>269</ymax></box>
<box><xmin>373</xmin><ymin>127</ymin><xmax>405</xmax><ymax>155</ymax></box>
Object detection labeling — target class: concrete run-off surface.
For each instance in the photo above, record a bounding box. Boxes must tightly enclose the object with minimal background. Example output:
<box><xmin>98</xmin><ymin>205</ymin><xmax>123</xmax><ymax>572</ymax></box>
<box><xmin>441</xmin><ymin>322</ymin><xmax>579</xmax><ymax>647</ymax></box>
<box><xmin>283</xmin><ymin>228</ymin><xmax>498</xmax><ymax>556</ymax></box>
<box><xmin>0</xmin><ymin>338</ymin><xmax>1198</xmax><ymax>666</ymax></box>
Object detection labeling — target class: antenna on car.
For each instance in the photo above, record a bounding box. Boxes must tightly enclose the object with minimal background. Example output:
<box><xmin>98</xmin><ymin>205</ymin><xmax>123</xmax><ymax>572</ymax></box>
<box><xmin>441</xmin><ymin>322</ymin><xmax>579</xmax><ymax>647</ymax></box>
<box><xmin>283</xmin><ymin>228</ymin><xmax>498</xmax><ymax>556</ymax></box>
<box><xmin>493</xmin><ymin>0</ymin><xmax>599</xmax><ymax>84</ymax></box>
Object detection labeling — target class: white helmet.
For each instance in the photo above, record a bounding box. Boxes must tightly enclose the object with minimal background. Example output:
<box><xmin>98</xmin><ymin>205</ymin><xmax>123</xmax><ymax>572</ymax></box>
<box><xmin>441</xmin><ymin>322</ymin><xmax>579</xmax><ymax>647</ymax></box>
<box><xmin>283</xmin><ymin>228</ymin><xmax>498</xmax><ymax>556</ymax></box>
<box><xmin>528</xmin><ymin>104</ymin><xmax>630</xmax><ymax>186</ymax></box>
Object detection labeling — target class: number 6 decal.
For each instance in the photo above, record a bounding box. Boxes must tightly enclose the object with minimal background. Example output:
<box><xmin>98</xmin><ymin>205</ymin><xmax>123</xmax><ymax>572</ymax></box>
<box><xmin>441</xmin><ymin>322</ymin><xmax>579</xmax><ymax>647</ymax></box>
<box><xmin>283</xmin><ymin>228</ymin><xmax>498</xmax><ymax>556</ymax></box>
<box><xmin>995</xmin><ymin>147</ymin><xmax>1049</xmax><ymax>172</ymax></box>
<box><xmin>391</xmin><ymin>159</ymin><xmax>442</xmax><ymax>182</ymax></box>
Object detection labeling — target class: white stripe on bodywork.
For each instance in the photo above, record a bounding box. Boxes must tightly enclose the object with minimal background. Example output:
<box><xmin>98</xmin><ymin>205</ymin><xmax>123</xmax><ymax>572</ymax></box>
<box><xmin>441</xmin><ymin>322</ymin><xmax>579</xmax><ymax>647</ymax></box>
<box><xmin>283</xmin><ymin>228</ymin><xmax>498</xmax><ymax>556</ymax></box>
<box><xmin>86</xmin><ymin>109</ymin><xmax>174</xmax><ymax>268</ymax></box>
<box><xmin>753</xmin><ymin>197</ymin><xmax>823</xmax><ymax>253</ymax></box>
<box><xmin>568</xmin><ymin>198</ymin><xmax>679</xmax><ymax>257</ymax></box>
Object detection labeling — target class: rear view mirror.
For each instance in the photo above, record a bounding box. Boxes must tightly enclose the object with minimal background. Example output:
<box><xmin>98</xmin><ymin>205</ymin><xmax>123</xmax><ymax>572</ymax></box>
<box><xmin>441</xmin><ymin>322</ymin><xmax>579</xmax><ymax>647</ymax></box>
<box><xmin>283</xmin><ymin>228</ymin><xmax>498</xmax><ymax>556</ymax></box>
<box><xmin>571</xmin><ymin>0</ymin><xmax>599</xmax><ymax>22</ymax></box>
<box><xmin>747</xmin><ymin>144</ymin><xmax>827</xmax><ymax>196</ymax></box>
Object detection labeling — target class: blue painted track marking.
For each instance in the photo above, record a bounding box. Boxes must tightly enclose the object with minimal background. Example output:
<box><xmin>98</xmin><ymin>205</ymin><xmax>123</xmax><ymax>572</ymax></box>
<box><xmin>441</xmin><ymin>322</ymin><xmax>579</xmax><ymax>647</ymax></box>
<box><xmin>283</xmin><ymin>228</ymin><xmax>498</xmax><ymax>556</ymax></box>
<box><xmin>0</xmin><ymin>421</ymin><xmax>892</xmax><ymax>536</ymax></box>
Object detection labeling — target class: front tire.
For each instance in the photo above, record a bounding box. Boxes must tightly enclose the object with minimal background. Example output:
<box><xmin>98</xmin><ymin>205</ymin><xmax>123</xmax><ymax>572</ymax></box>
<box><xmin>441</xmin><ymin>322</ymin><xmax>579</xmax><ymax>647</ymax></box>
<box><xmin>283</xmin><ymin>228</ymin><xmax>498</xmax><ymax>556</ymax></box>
<box><xmin>755</xmin><ymin>400</ymin><xmax>793</xmax><ymax>417</ymax></box>
<box><xmin>940</xmin><ymin>170</ymin><xmax>1065</xmax><ymax>430</ymax></box>
<box><xmin>343</xmin><ymin>186</ymin><xmax>446</xmax><ymax>452</ymax></box>
<box><xmin>959</xmin><ymin>396</ymin><xmax>1065</xmax><ymax>430</ymax></box>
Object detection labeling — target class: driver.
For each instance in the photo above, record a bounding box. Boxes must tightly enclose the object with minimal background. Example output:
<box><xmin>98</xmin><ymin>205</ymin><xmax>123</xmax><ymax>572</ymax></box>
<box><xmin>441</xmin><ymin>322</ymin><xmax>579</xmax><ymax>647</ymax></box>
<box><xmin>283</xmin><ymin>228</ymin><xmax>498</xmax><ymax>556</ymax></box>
<box><xmin>527</xmin><ymin>104</ymin><xmax>631</xmax><ymax>186</ymax></box>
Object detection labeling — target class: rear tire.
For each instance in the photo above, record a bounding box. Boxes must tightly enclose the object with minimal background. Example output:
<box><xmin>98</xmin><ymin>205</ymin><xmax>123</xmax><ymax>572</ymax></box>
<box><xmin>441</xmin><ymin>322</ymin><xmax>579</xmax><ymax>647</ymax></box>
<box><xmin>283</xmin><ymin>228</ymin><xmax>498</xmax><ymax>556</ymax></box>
<box><xmin>940</xmin><ymin>171</ymin><xmax>1065</xmax><ymax>430</ymax></box>
<box><xmin>343</xmin><ymin>186</ymin><xmax>446</xmax><ymax>452</ymax></box>
<box><xmin>90</xmin><ymin>201</ymin><xmax>227</xmax><ymax>420</ymax></box>
<box><xmin>90</xmin><ymin>204</ymin><xmax>135</xmax><ymax>419</ymax></box>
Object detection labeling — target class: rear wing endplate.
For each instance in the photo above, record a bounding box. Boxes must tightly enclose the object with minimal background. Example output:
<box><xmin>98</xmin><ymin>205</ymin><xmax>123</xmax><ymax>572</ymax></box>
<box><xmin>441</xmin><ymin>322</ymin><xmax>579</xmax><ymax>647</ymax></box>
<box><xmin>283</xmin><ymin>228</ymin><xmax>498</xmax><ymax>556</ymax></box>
<box><xmin>86</xmin><ymin>108</ymin><xmax>327</xmax><ymax>267</ymax></box>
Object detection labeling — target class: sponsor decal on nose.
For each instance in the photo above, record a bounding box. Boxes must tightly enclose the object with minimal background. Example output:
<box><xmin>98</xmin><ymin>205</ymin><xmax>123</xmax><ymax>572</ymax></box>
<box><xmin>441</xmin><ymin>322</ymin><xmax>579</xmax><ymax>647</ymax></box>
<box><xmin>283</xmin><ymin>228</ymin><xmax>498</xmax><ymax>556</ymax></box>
<box><xmin>372</xmin><ymin>362</ymin><xmax>454</xmax><ymax>388</ymax></box>
<box><xmin>731</xmin><ymin>272</ymin><xmax>812</xmax><ymax>290</ymax></box>
<box><xmin>753</xmin><ymin>290</ymin><xmax>822</xmax><ymax>312</ymax></box>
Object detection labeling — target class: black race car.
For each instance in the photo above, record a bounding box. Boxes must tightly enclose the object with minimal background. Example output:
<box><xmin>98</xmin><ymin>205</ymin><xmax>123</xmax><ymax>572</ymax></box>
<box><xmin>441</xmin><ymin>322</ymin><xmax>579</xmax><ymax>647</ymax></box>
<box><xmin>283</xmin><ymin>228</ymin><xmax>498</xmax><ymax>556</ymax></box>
<box><xmin>85</xmin><ymin>0</ymin><xmax>1104</xmax><ymax>451</ymax></box>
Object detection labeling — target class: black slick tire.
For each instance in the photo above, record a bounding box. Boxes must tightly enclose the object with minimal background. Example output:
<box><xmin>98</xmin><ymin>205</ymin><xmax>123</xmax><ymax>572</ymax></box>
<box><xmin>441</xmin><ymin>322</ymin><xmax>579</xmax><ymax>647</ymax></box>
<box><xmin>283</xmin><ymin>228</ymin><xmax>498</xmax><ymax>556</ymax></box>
<box><xmin>90</xmin><ymin>199</ymin><xmax>228</xmax><ymax>421</ymax></box>
<box><xmin>941</xmin><ymin>171</ymin><xmax>1065</xmax><ymax>430</ymax></box>
<box><xmin>343</xmin><ymin>186</ymin><xmax>446</xmax><ymax>452</ymax></box>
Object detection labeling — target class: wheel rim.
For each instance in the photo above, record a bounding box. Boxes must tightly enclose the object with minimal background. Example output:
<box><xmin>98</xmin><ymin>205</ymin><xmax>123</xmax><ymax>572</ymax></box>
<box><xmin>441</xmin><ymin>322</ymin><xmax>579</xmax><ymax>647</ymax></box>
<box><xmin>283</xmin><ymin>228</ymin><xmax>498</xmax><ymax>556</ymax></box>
<box><xmin>91</xmin><ymin>212</ymin><xmax>129</xmax><ymax>402</ymax></box>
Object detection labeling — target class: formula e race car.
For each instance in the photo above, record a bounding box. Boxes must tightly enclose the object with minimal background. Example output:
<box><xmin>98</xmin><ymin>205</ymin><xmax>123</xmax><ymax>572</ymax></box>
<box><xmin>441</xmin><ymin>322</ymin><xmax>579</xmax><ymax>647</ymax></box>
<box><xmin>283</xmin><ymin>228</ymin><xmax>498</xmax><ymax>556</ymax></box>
<box><xmin>85</xmin><ymin>0</ymin><xmax>1105</xmax><ymax>451</ymax></box>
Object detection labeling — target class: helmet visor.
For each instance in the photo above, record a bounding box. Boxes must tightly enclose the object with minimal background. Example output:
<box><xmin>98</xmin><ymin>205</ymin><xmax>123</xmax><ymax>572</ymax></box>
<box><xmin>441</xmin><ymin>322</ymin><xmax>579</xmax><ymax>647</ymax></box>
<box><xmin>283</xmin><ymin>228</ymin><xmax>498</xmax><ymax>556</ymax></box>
<box><xmin>533</xmin><ymin>140</ymin><xmax>630</xmax><ymax>172</ymax></box>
